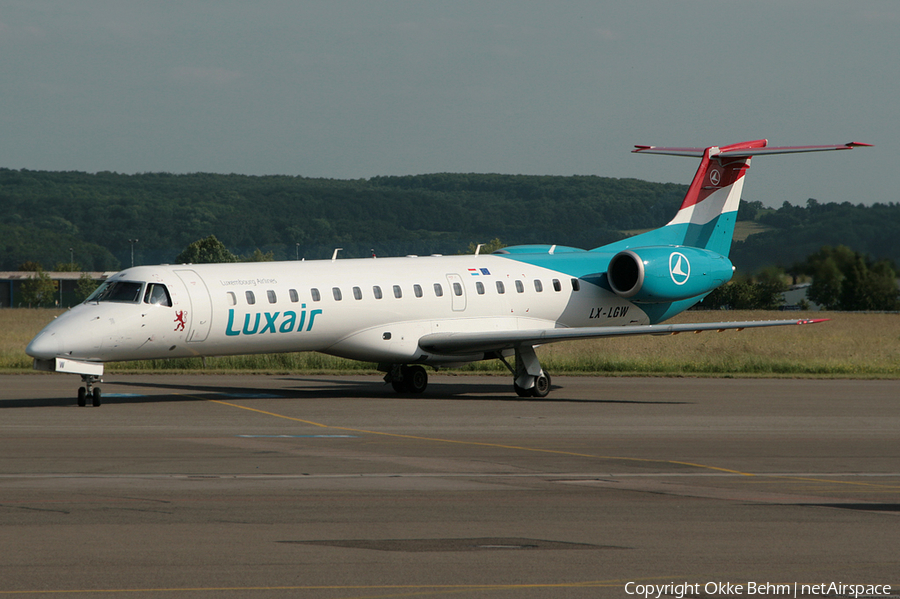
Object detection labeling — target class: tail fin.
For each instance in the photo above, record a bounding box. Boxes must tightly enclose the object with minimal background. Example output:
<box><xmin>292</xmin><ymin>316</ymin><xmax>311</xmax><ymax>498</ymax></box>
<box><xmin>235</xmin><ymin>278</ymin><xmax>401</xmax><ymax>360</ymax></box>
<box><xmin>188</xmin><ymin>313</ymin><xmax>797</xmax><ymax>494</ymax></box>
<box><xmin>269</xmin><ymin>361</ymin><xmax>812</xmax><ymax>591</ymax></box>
<box><xmin>630</xmin><ymin>140</ymin><xmax>871</xmax><ymax>256</ymax></box>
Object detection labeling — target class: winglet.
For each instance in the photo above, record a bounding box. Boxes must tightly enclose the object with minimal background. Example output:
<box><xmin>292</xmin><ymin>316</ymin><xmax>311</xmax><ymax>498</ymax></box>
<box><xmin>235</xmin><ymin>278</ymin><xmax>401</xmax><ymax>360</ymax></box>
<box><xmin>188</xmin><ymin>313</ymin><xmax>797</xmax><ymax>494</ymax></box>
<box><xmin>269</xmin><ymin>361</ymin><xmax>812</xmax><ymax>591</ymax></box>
<box><xmin>797</xmin><ymin>318</ymin><xmax>829</xmax><ymax>325</ymax></box>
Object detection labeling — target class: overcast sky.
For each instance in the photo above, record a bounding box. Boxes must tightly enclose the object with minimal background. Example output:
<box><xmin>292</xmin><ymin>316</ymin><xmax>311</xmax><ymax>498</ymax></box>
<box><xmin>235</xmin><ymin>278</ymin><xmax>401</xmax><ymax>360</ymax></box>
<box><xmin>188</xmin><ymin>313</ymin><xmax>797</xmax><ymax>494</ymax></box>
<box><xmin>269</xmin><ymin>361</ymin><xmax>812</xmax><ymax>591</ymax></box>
<box><xmin>1</xmin><ymin>1</ymin><xmax>896</xmax><ymax>208</ymax></box>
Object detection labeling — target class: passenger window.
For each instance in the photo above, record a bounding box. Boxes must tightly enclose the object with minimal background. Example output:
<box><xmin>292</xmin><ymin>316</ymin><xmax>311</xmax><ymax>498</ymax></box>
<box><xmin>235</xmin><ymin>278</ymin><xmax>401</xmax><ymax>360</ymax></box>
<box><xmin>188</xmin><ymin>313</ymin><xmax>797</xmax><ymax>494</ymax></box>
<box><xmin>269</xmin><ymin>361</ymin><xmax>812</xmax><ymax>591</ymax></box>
<box><xmin>515</xmin><ymin>280</ymin><xmax>524</xmax><ymax>293</ymax></box>
<box><xmin>496</xmin><ymin>281</ymin><xmax>505</xmax><ymax>294</ymax></box>
<box><xmin>333</xmin><ymin>287</ymin><xmax>342</xmax><ymax>301</ymax></box>
<box><xmin>143</xmin><ymin>284</ymin><xmax>172</xmax><ymax>307</ymax></box>
<box><xmin>226</xmin><ymin>291</ymin><xmax>237</xmax><ymax>306</ymax></box>
<box><xmin>373</xmin><ymin>285</ymin><xmax>383</xmax><ymax>299</ymax></box>
<box><xmin>571</xmin><ymin>278</ymin><xmax>581</xmax><ymax>291</ymax></box>
<box><xmin>476</xmin><ymin>281</ymin><xmax>485</xmax><ymax>295</ymax></box>
<box><xmin>267</xmin><ymin>290</ymin><xmax>277</xmax><ymax>304</ymax></box>
<box><xmin>433</xmin><ymin>283</ymin><xmax>443</xmax><ymax>297</ymax></box>
<box><xmin>414</xmin><ymin>284</ymin><xmax>423</xmax><ymax>298</ymax></box>
<box><xmin>453</xmin><ymin>282</ymin><xmax>463</xmax><ymax>296</ymax></box>
<box><xmin>552</xmin><ymin>279</ymin><xmax>562</xmax><ymax>292</ymax></box>
<box><xmin>289</xmin><ymin>289</ymin><xmax>299</xmax><ymax>303</ymax></box>
<box><xmin>245</xmin><ymin>290</ymin><xmax>256</xmax><ymax>305</ymax></box>
<box><xmin>311</xmin><ymin>288</ymin><xmax>321</xmax><ymax>302</ymax></box>
<box><xmin>534</xmin><ymin>280</ymin><xmax>543</xmax><ymax>292</ymax></box>
<box><xmin>393</xmin><ymin>285</ymin><xmax>402</xmax><ymax>299</ymax></box>
<box><xmin>353</xmin><ymin>286</ymin><xmax>362</xmax><ymax>300</ymax></box>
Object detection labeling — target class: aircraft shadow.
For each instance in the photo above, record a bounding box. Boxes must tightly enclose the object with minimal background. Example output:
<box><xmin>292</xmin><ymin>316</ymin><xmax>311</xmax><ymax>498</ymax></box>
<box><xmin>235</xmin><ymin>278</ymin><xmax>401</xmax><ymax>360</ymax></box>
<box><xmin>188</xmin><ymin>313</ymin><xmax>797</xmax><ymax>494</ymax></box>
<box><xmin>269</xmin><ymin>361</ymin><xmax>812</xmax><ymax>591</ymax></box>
<box><xmin>279</xmin><ymin>376</ymin><xmax>691</xmax><ymax>405</ymax></box>
<box><xmin>798</xmin><ymin>503</ymin><xmax>900</xmax><ymax>513</ymax></box>
<box><xmin>2</xmin><ymin>376</ymin><xmax>691</xmax><ymax>407</ymax></box>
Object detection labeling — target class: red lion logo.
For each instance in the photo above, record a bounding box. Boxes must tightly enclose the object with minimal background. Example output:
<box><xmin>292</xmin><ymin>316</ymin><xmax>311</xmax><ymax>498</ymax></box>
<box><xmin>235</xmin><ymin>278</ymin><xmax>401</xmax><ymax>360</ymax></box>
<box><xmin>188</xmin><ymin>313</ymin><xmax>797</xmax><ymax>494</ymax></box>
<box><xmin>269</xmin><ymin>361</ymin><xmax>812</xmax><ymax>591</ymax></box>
<box><xmin>174</xmin><ymin>310</ymin><xmax>187</xmax><ymax>332</ymax></box>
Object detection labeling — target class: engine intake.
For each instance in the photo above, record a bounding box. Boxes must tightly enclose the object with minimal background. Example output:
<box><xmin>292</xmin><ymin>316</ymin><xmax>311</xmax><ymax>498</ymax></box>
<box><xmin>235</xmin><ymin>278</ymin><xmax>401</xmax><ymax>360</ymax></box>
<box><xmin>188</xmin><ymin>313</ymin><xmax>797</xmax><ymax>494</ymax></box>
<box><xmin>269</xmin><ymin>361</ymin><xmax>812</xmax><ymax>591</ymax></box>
<box><xmin>607</xmin><ymin>247</ymin><xmax>733</xmax><ymax>303</ymax></box>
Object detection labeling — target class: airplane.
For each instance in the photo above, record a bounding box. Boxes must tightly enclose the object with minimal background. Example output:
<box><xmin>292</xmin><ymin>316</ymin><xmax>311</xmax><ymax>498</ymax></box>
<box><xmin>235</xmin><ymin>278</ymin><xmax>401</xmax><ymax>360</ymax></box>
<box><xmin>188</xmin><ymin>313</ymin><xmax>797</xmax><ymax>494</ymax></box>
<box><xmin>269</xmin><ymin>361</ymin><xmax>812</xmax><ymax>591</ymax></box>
<box><xmin>26</xmin><ymin>139</ymin><xmax>870</xmax><ymax>406</ymax></box>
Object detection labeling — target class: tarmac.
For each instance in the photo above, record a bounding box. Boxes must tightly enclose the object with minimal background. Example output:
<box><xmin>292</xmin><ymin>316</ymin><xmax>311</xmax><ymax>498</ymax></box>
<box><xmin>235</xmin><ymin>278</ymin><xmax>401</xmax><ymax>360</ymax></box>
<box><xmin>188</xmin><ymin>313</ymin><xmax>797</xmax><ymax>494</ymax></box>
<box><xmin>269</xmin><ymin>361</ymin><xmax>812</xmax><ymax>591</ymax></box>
<box><xmin>1</xmin><ymin>373</ymin><xmax>898</xmax><ymax>598</ymax></box>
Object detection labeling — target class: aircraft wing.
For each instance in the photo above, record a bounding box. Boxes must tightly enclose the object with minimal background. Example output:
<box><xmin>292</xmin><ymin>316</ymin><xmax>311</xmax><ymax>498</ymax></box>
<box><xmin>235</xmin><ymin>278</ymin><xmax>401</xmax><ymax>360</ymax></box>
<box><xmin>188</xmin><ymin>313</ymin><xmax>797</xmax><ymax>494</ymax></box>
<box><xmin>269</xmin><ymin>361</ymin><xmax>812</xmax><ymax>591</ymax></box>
<box><xmin>417</xmin><ymin>318</ymin><xmax>826</xmax><ymax>355</ymax></box>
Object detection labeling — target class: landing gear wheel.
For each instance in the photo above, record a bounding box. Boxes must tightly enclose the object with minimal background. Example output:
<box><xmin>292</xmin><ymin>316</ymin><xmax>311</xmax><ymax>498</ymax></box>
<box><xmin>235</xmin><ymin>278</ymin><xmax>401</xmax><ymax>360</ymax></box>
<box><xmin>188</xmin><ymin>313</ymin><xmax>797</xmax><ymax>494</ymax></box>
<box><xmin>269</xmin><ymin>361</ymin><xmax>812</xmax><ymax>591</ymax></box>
<box><xmin>532</xmin><ymin>373</ymin><xmax>551</xmax><ymax>398</ymax></box>
<box><xmin>512</xmin><ymin>372</ymin><xmax>551</xmax><ymax>398</ymax></box>
<box><xmin>387</xmin><ymin>365</ymin><xmax>429</xmax><ymax>394</ymax></box>
<box><xmin>403</xmin><ymin>365</ymin><xmax>428</xmax><ymax>394</ymax></box>
<box><xmin>514</xmin><ymin>382</ymin><xmax>532</xmax><ymax>397</ymax></box>
<box><xmin>78</xmin><ymin>374</ymin><xmax>102</xmax><ymax>407</ymax></box>
<box><xmin>508</xmin><ymin>345</ymin><xmax>552</xmax><ymax>399</ymax></box>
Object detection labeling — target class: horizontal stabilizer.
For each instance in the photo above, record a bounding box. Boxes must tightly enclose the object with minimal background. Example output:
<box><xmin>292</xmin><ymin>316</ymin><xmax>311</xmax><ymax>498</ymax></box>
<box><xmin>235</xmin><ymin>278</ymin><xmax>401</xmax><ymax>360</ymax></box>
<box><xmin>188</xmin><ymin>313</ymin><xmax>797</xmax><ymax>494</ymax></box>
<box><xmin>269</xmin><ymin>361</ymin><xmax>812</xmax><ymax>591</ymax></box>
<box><xmin>619</xmin><ymin>140</ymin><xmax>873</xmax><ymax>257</ymax></box>
<box><xmin>419</xmin><ymin>319</ymin><xmax>827</xmax><ymax>355</ymax></box>
<box><xmin>633</xmin><ymin>141</ymin><xmax>871</xmax><ymax>158</ymax></box>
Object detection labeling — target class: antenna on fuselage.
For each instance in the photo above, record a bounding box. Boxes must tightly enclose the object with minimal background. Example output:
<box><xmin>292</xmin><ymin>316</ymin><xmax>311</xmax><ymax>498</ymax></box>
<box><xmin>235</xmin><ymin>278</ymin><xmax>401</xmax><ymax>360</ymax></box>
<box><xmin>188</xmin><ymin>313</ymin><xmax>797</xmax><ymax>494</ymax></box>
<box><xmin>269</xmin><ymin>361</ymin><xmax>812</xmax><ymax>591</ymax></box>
<box><xmin>475</xmin><ymin>244</ymin><xmax>484</xmax><ymax>255</ymax></box>
<box><xmin>331</xmin><ymin>248</ymin><xmax>343</xmax><ymax>261</ymax></box>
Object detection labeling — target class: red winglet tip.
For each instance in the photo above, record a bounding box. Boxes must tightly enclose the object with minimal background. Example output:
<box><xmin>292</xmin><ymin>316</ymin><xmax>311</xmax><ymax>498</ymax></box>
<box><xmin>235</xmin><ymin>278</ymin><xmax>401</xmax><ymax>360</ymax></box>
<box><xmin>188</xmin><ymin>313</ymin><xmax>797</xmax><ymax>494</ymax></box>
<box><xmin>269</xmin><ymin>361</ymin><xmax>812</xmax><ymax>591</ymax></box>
<box><xmin>798</xmin><ymin>318</ymin><xmax>830</xmax><ymax>325</ymax></box>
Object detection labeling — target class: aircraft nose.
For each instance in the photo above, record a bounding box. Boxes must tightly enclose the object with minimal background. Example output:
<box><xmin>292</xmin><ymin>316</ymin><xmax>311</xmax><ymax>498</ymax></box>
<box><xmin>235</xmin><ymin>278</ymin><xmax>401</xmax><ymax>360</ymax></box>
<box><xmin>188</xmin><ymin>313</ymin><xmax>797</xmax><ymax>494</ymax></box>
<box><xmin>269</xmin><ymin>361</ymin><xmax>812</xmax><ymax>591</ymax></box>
<box><xmin>26</xmin><ymin>330</ymin><xmax>63</xmax><ymax>360</ymax></box>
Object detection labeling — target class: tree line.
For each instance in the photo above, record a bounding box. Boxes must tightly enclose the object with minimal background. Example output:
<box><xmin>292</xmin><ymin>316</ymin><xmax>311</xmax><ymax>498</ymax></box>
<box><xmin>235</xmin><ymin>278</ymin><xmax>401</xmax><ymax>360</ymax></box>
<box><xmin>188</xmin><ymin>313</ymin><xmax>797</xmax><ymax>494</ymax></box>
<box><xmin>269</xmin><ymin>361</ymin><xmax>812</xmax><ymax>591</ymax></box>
<box><xmin>0</xmin><ymin>168</ymin><xmax>684</xmax><ymax>270</ymax></box>
<box><xmin>702</xmin><ymin>245</ymin><xmax>900</xmax><ymax>311</ymax></box>
<box><xmin>3</xmin><ymin>168</ymin><xmax>900</xmax><ymax>310</ymax></box>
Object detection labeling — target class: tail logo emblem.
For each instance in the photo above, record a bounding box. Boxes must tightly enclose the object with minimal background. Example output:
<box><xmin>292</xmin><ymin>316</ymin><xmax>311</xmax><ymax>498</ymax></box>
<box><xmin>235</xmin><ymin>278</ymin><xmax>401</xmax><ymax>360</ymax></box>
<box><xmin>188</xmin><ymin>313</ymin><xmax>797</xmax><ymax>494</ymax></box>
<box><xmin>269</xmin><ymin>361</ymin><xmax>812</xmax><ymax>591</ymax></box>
<box><xmin>669</xmin><ymin>252</ymin><xmax>691</xmax><ymax>285</ymax></box>
<box><xmin>709</xmin><ymin>168</ymin><xmax>721</xmax><ymax>186</ymax></box>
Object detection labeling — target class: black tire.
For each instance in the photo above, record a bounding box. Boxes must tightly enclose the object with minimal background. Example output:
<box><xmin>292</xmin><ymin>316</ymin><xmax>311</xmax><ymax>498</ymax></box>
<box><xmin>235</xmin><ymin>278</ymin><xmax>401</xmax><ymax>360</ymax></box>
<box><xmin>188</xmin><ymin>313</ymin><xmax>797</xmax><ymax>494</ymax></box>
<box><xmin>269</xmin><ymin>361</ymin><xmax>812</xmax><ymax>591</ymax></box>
<box><xmin>92</xmin><ymin>387</ymin><xmax>102</xmax><ymax>407</ymax></box>
<box><xmin>403</xmin><ymin>365</ymin><xmax>428</xmax><ymax>393</ymax></box>
<box><xmin>532</xmin><ymin>373</ymin><xmax>551</xmax><ymax>398</ymax></box>
<box><xmin>77</xmin><ymin>387</ymin><xmax>87</xmax><ymax>407</ymax></box>
<box><xmin>391</xmin><ymin>379</ymin><xmax>406</xmax><ymax>393</ymax></box>
<box><xmin>513</xmin><ymin>382</ymin><xmax>533</xmax><ymax>397</ymax></box>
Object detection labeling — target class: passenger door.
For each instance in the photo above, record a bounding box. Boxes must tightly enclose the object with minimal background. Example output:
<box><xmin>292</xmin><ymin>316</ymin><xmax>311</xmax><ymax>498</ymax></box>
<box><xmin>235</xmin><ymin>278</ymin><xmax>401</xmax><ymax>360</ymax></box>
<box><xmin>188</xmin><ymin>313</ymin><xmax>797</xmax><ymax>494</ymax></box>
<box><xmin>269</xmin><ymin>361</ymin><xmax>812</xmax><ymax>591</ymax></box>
<box><xmin>174</xmin><ymin>269</ymin><xmax>213</xmax><ymax>342</ymax></box>
<box><xmin>445</xmin><ymin>273</ymin><xmax>466</xmax><ymax>312</ymax></box>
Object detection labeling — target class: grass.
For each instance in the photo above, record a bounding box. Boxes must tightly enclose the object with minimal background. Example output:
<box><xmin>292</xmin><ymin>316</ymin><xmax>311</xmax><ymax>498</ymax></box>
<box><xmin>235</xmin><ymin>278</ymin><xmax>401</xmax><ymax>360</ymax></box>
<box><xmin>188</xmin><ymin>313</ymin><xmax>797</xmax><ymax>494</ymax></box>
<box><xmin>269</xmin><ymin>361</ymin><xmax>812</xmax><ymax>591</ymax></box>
<box><xmin>5</xmin><ymin>308</ymin><xmax>899</xmax><ymax>377</ymax></box>
<box><xmin>537</xmin><ymin>310</ymin><xmax>900</xmax><ymax>377</ymax></box>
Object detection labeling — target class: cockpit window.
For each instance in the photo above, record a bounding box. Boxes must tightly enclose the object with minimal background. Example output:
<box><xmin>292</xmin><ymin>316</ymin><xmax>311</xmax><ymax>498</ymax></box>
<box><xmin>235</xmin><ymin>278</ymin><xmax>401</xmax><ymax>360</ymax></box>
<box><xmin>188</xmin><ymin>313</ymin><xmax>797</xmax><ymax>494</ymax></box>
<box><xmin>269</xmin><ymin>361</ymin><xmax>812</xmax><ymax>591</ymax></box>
<box><xmin>143</xmin><ymin>284</ymin><xmax>172</xmax><ymax>307</ymax></box>
<box><xmin>85</xmin><ymin>280</ymin><xmax>144</xmax><ymax>304</ymax></box>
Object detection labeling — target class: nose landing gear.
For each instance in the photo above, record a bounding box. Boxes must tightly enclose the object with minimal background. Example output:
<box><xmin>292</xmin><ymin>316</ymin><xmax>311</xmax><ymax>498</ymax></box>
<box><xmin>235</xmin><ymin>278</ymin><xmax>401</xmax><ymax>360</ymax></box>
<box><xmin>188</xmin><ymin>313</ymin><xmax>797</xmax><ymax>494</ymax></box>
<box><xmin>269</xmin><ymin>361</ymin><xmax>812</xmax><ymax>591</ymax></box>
<box><xmin>77</xmin><ymin>375</ymin><xmax>102</xmax><ymax>407</ymax></box>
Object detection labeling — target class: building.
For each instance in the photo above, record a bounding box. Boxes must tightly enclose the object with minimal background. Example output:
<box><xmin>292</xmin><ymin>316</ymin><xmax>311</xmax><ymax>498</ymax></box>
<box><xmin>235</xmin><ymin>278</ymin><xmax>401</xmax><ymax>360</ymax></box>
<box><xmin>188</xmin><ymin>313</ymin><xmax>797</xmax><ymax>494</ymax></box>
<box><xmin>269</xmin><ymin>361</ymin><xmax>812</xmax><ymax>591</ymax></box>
<box><xmin>0</xmin><ymin>272</ymin><xmax>114</xmax><ymax>308</ymax></box>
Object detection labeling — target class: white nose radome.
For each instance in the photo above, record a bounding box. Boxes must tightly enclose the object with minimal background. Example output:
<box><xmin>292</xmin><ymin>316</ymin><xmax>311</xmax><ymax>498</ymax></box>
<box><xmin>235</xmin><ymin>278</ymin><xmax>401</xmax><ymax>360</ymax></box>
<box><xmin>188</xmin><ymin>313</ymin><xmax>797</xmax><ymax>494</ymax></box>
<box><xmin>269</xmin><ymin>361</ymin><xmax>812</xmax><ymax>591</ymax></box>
<box><xmin>26</xmin><ymin>330</ymin><xmax>63</xmax><ymax>360</ymax></box>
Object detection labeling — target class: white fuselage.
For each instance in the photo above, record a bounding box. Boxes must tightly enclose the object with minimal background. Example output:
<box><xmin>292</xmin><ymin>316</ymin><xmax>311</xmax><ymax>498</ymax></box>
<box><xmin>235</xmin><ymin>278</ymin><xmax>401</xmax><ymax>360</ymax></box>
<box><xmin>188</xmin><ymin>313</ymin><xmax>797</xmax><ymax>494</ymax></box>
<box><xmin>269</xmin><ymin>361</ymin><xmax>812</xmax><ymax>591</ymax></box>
<box><xmin>27</xmin><ymin>254</ymin><xmax>647</xmax><ymax>367</ymax></box>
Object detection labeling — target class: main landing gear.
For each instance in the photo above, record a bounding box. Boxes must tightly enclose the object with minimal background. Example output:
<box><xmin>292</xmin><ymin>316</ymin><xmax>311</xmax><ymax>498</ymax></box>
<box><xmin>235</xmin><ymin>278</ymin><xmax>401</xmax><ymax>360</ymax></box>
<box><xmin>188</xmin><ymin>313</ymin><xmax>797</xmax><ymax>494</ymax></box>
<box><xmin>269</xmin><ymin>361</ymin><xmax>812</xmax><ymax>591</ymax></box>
<box><xmin>384</xmin><ymin>364</ymin><xmax>428</xmax><ymax>394</ymax></box>
<box><xmin>513</xmin><ymin>371</ymin><xmax>551</xmax><ymax>398</ymax></box>
<box><xmin>386</xmin><ymin>345</ymin><xmax>553</xmax><ymax>398</ymax></box>
<box><xmin>498</xmin><ymin>345</ymin><xmax>552</xmax><ymax>398</ymax></box>
<box><xmin>77</xmin><ymin>375</ymin><xmax>102</xmax><ymax>407</ymax></box>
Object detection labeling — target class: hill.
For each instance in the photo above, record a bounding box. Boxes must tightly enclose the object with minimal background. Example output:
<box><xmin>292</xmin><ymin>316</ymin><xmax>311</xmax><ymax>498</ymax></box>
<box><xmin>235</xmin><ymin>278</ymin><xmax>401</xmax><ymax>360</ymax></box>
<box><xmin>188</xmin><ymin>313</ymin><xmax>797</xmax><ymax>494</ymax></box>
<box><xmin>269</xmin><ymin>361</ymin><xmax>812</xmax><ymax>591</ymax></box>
<box><xmin>1</xmin><ymin>169</ymin><xmax>898</xmax><ymax>273</ymax></box>
<box><xmin>730</xmin><ymin>199</ymin><xmax>900</xmax><ymax>272</ymax></box>
<box><xmin>0</xmin><ymin>169</ymin><xmax>684</xmax><ymax>269</ymax></box>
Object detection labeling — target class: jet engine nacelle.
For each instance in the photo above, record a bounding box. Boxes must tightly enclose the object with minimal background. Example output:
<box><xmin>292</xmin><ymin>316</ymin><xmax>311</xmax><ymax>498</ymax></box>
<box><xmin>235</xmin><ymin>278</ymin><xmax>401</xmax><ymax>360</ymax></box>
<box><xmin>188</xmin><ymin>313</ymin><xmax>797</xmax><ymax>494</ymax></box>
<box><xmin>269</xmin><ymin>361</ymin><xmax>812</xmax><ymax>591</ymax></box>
<box><xmin>607</xmin><ymin>246</ymin><xmax>733</xmax><ymax>303</ymax></box>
